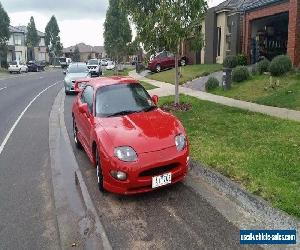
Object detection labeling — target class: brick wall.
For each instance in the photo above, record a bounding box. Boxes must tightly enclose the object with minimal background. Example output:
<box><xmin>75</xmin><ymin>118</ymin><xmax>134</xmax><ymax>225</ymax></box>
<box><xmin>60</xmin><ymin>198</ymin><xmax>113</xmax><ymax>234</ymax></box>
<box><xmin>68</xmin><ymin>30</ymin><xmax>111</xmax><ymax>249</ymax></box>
<box><xmin>287</xmin><ymin>0</ymin><xmax>300</xmax><ymax>66</ymax></box>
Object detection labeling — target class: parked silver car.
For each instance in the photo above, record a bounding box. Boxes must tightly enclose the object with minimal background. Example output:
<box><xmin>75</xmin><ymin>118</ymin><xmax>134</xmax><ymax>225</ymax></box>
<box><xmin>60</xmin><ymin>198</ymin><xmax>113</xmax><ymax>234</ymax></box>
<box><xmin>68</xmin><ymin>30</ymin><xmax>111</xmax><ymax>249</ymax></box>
<box><xmin>64</xmin><ymin>63</ymin><xmax>90</xmax><ymax>95</ymax></box>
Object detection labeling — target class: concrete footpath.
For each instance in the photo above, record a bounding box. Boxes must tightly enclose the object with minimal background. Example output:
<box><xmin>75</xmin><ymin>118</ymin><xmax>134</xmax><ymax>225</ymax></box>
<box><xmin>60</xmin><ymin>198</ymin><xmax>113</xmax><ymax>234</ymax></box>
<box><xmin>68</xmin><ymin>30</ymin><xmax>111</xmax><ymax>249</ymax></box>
<box><xmin>129</xmin><ymin>71</ymin><xmax>300</xmax><ymax>122</ymax></box>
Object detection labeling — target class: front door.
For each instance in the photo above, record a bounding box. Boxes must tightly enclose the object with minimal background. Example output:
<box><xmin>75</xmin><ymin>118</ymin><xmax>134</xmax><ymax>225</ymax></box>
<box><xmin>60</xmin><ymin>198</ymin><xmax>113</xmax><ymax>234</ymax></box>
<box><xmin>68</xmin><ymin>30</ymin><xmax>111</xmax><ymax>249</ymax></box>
<box><xmin>78</xmin><ymin>85</ymin><xmax>94</xmax><ymax>148</ymax></box>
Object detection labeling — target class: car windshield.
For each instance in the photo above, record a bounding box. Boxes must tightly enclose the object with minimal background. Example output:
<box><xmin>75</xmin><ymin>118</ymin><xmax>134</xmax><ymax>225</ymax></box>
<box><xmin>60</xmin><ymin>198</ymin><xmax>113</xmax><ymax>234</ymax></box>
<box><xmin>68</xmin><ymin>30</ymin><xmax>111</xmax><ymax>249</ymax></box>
<box><xmin>96</xmin><ymin>83</ymin><xmax>156</xmax><ymax>117</ymax></box>
<box><xmin>88</xmin><ymin>59</ymin><xmax>98</xmax><ymax>65</ymax></box>
<box><xmin>68</xmin><ymin>64</ymin><xmax>88</xmax><ymax>73</ymax></box>
<box><xmin>10</xmin><ymin>61</ymin><xmax>17</xmax><ymax>65</ymax></box>
<box><xmin>59</xmin><ymin>57</ymin><xmax>66</xmax><ymax>62</ymax></box>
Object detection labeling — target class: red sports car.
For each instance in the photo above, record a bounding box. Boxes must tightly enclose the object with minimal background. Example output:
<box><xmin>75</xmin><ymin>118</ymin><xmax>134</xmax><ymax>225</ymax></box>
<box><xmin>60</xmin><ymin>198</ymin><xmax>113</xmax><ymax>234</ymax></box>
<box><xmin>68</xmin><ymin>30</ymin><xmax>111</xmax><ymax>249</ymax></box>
<box><xmin>72</xmin><ymin>77</ymin><xmax>189</xmax><ymax>195</ymax></box>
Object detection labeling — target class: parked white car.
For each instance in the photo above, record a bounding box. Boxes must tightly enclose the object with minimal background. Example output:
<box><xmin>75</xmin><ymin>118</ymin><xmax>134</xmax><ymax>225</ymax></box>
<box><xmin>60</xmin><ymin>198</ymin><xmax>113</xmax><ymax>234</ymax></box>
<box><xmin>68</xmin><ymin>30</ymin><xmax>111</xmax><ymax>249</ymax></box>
<box><xmin>106</xmin><ymin>61</ymin><xmax>115</xmax><ymax>70</ymax></box>
<box><xmin>8</xmin><ymin>61</ymin><xmax>28</xmax><ymax>74</ymax></box>
<box><xmin>100</xmin><ymin>59</ymin><xmax>108</xmax><ymax>66</ymax></box>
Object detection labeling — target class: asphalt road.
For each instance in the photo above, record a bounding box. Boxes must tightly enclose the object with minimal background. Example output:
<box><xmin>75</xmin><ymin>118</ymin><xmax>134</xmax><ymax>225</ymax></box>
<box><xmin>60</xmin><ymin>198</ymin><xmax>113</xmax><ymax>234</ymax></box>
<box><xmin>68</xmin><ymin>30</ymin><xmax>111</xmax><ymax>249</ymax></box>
<box><xmin>0</xmin><ymin>70</ymin><xmax>63</xmax><ymax>249</ymax></box>
<box><xmin>64</xmin><ymin>94</ymin><xmax>252</xmax><ymax>249</ymax></box>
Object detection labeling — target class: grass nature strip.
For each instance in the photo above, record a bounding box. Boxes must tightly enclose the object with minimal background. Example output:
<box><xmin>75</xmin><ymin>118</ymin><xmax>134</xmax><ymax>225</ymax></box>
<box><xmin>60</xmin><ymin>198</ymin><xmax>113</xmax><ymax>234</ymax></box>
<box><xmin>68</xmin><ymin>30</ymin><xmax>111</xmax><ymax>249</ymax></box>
<box><xmin>159</xmin><ymin>95</ymin><xmax>300</xmax><ymax>218</ymax></box>
<box><xmin>147</xmin><ymin>64</ymin><xmax>222</xmax><ymax>85</ymax></box>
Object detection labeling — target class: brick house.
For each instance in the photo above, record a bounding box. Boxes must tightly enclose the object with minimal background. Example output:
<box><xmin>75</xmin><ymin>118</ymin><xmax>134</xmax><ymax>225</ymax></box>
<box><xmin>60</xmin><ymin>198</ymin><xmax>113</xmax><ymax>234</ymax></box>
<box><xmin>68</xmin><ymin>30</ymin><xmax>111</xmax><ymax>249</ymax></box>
<box><xmin>63</xmin><ymin>43</ymin><xmax>107</xmax><ymax>62</ymax></box>
<box><xmin>203</xmin><ymin>0</ymin><xmax>300</xmax><ymax>66</ymax></box>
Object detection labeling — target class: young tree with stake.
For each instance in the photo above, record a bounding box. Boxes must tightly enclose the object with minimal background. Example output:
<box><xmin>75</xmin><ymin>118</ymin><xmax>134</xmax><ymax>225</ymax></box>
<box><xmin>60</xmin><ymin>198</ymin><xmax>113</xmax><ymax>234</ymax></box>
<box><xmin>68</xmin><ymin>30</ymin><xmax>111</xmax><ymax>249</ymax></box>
<box><xmin>121</xmin><ymin>0</ymin><xmax>207</xmax><ymax>104</ymax></box>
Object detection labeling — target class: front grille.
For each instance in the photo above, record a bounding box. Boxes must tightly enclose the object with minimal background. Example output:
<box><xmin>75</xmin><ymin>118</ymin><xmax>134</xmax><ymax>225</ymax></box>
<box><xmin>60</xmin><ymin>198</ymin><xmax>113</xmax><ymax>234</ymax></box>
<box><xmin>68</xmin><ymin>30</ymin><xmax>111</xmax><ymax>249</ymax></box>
<box><xmin>139</xmin><ymin>163</ymin><xmax>178</xmax><ymax>177</ymax></box>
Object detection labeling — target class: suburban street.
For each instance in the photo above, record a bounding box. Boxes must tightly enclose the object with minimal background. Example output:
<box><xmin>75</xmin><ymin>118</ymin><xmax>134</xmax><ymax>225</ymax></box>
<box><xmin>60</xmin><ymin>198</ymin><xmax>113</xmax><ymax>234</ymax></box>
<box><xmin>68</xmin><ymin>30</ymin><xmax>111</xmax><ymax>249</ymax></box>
<box><xmin>1</xmin><ymin>0</ymin><xmax>299</xmax><ymax>248</ymax></box>
<box><xmin>0</xmin><ymin>70</ymin><xmax>256</xmax><ymax>249</ymax></box>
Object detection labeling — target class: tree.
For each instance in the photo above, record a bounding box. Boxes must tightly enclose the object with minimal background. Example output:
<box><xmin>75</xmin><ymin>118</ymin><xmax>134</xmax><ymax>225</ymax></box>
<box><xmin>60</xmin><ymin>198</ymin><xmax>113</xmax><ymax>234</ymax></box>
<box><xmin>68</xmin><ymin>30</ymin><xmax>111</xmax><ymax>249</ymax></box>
<box><xmin>104</xmin><ymin>0</ymin><xmax>132</xmax><ymax>72</ymax></box>
<box><xmin>45</xmin><ymin>15</ymin><xmax>63</xmax><ymax>63</ymax></box>
<box><xmin>121</xmin><ymin>0</ymin><xmax>207</xmax><ymax>104</ymax></box>
<box><xmin>0</xmin><ymin>2</ymin><xmax>10</xmax><ymax>68</ymax></box>
<box><xmin>127</xmin><ymin>38</ymin><xmax>141</xmax><ymax>56</ymax></box>
<box><xmin>26</xmin><ymin>16</ymin><xmax>40</xmax><ymax>47</ymax></box>
<box><xmin>72</xmin><ymin>45</ymin><xmax>80</xmax><ymax>62</ymax></box>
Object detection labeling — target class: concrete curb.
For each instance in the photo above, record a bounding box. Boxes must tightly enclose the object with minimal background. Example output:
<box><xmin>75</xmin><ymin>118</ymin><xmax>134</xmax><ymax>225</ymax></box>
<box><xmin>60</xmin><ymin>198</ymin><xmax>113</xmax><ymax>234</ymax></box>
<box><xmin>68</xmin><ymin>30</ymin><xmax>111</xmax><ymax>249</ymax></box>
<box><xmin>189</xmin><ymin>160</ymin><xmax>300</xmax><ymax>246</ymax></box>
<box><xmin>49</xmin><ymin>88</ymin><xmax>112</xmax><ymax>249</ymax></box>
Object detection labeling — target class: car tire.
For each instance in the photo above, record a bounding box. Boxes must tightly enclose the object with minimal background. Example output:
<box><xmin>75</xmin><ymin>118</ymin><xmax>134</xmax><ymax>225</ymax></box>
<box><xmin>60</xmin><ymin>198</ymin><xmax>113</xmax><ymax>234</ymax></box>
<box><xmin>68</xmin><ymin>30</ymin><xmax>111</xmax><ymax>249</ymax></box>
<box><xmin>73</xmin><ymin>118</ymin><xmax>83</xmax><ymax>149</ymax></box>
<box><xmin>95</xmin><ymin>149</ymin><xmax>105</xmax><ymax>192</ymax></box>
<box><xmin>65</xmin><ymin>88</ymin><xmax>69</xmax><ymax>95</ymax></box>
<box><xmin>180</xmin><ymin>58</ymin><xmax>186</xmax><ymax>66</ymax></box>
<box><xmin>156</xmin><ymin>64</ymin><xmax>161</xmax><ymax>73</ymax></box>
<box><xmin>19</xmin><ymin>69</ymin><xmax>21</xmax><ymax>74</ymax></box>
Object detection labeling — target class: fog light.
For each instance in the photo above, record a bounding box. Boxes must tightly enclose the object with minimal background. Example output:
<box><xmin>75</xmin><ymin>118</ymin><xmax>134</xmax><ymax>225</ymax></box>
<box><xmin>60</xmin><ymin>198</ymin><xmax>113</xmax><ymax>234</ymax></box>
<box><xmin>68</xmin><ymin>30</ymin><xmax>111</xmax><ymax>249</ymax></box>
<box><xmin>110</xmin><ymin>170</ymin><xmax>127</xmax><ymax>181</ymax></box>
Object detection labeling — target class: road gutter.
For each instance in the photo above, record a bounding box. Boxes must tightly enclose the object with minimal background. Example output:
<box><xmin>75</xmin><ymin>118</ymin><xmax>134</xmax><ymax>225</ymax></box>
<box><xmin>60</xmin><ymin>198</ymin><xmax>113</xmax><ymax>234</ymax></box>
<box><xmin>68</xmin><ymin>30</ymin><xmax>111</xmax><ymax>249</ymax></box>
<box><xmin>49</xmin><ymin>88</ymin><xmax>111</xmax><ymax>249</ymax></box>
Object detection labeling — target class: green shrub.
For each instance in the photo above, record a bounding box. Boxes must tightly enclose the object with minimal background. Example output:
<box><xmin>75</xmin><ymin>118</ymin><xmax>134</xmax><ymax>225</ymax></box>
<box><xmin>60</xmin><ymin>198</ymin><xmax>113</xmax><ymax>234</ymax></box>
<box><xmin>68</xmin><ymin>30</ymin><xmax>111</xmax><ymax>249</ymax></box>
<box><xmin>257</xmin><ymin>59</ymin><xmax>270</xmax><ymax>74</ymax></box>
<box><xmin>223</xmin><ymin>55</ymin><xmax>238</xmax><ymax>69</ymax></box>
<box><xmin>201</xmin><ymin>71</ymin><xmax>210</xmax><ymax>77</ymax></box>
<box><xmin>232</xmin><ymin>66</ymin><xmax>250</xmax><ymax>82</ymax></box>
<box><xmin>269</xmin><ymin>55</ymin><xmax>292</xmax><ymax>76</ymax></box>
<box><xmin>205</xmin><ymin>77</ymin><xmax>219</xmax><ymax>91</ymax></box>
<box><xmin>237</xmin><ymin>54</ymin><xmax>247</xmax><ymax>66</ymax></box>
<box><xmin>251</xmin><ymin>65</ymin><xmax>258</xmax><ymax>75</ymax></box>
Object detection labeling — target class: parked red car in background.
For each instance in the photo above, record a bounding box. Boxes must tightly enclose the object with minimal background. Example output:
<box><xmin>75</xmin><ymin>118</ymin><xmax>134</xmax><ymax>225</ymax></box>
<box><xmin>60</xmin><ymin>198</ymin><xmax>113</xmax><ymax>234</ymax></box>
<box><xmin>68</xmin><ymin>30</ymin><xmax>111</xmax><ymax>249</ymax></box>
<box><xmin>148</xmin><ymin>51</ymin><xmax>188</xmax><ymax>73</ymax></box>
<box><xmin>72</xmin><ymin>76</ymin><xmax>189</xmax><ymax>195</ymax></box>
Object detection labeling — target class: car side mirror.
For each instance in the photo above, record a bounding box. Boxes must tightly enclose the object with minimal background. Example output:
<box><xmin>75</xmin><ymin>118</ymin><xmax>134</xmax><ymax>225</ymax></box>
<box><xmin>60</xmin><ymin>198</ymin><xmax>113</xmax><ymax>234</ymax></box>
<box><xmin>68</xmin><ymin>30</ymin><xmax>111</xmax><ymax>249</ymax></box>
<box><xmin>152</xmin><ymin>95</ymin><xmax>159</xmax><ymax>105</ymax></box>
<box><xmin>79</xmin><ymin>103</ymin><xmax>89</xmax><ymax>115</ymax></box>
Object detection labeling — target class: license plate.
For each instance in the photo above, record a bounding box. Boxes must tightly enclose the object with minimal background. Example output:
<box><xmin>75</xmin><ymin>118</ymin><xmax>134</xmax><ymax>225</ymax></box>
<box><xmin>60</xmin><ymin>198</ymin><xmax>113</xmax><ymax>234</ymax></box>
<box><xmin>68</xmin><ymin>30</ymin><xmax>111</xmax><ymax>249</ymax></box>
<box><xmin>152</xmin><ymin>172</ymin><xmax>172</xmax><ymax>188</ymax></box>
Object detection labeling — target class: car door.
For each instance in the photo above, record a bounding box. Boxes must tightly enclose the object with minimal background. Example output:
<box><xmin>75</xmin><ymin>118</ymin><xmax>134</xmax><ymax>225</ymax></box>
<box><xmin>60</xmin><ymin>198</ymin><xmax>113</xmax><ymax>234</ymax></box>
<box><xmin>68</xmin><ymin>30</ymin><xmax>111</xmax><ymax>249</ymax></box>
<box><xmin>159</xmin><ymin>51</ymin><xmax>169</xmax><ymax>69</ymax></box>
<box><xmin>78</xmin><ymin>85</ymin><xmax>94</xmax><ymax>149</ymax></box>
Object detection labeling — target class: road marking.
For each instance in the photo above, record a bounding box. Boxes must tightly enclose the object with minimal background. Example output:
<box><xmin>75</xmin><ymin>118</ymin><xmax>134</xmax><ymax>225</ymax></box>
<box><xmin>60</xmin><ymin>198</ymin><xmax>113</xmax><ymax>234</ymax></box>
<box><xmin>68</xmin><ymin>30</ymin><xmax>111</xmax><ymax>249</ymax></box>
<box><xmin>0</xmin><ymin>81</ymin><xmax>61</xmax><ymax>156</ymax></box>
<box><xmin>0</xmin><ymin>87</ymin><xmax>7</xmax><ymax>92</ymax></box>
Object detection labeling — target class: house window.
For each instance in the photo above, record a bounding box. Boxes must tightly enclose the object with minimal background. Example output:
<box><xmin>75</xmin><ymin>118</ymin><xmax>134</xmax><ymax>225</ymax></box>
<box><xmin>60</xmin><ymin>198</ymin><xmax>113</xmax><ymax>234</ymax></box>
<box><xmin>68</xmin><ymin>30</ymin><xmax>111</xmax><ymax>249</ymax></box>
<box><xmin>217</xmin><ymin>27</ymin><xmax>221</xmax><ymax>57</ymax></box>
<box><xmin>14</xmin><ymin>34</ymin><xmax>23</xmax><ymax>46</ymax></box>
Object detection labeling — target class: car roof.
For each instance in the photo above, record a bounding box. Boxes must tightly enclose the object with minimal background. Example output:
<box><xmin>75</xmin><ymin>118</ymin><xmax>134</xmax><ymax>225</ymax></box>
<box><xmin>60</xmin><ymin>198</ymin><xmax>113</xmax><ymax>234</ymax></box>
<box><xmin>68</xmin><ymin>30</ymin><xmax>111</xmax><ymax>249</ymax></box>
<box><xmin>69</xmin><ymin>62</ymin><xmax>87</xmax><ymax>67</ymax></box>
<box><xmin>85</xmin><ymin>76</ymin><xmax>140</xmax><ymax>89</ymax></box>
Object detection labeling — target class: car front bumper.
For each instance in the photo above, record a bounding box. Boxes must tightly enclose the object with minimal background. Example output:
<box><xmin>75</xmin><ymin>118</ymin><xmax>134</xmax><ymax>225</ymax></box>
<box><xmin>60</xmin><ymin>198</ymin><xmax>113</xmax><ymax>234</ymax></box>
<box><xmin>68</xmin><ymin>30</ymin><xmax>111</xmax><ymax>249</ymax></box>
<box><xmin>8</xmin><ymin>67</ymin><xmax>20</xmax><ymax>72</ymax></box>
<box><xmin>102</xmin><ymin>146</ymin><xmax>189</xmax><ymax>195</ymax></box>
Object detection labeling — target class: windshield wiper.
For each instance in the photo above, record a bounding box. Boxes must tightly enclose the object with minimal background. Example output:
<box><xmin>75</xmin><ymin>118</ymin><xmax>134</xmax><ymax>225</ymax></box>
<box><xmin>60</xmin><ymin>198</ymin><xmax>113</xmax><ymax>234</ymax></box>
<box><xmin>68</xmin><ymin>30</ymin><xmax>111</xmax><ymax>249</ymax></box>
<box><xmin>143</xmin><ymin>106</ymin><xmax>157</xmax><ymax>112</ymax></box>
<box><xmin>106</xmin><ymin>110</ymin><xmax>137</xmax><ymax>117</ymax></box>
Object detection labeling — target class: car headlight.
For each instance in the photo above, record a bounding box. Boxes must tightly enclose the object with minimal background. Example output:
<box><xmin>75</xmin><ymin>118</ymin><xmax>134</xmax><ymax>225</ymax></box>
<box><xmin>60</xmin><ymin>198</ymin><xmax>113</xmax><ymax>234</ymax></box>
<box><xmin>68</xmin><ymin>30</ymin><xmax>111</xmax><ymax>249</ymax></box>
<box><xmin>114</xmin><ymin>146</ymin><xmax>137</xmax><ymax>162</ymax></box>
<box><xmin>175</xmin><ymin>134</ymin><xmax>186</xmax><ymax>151</ymax></box>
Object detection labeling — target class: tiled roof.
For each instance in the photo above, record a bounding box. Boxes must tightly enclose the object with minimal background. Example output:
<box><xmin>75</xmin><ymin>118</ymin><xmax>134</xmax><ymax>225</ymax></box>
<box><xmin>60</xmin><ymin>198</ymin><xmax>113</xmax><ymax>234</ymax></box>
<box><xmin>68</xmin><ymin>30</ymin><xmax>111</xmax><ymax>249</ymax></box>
<box><xmin>215</xmin><ymin>0</ymin><xmax>284</xmax><ymax>12</ymax></box>
<box><xmin>63</xmin><ymin>43</ymin><xmax>105</xmax><ymax>54</ymax></box>
<box><xmin>9</xmin><ymin>25</ymin><xmax>24</xmax><ymax>33</ymax></box>
<box><xmin>240</xmin><ymin>0</ymin><xmax>284</xmax><ymax>11</ymax></box>
<box><xmin>15</xmin><ymin>25</ymin><xmax>45</xmax><ymax>37</ymax></box>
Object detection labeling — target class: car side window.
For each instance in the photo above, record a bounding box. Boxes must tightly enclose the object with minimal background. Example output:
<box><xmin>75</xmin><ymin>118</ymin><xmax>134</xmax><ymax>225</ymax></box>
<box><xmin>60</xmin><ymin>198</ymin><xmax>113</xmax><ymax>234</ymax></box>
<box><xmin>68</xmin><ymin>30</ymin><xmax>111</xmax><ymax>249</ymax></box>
<box><xmin>80</xmin><ymin>85</ymin><xmax>94</xmax><ymax>114</ymax></box>
<box><xmin>167</xmin><ymin>52</ymin><xmax>174</xmax><ymax>57</ymax></box>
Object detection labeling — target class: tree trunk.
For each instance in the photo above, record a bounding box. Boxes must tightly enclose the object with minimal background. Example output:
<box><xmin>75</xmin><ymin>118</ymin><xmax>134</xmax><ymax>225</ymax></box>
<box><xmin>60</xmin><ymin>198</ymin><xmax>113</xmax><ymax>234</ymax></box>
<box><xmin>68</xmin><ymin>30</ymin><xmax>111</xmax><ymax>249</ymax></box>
<box><xmin>174</xmin><ymin>53</ymin><xmax>180</xmax><ymax>105</ymax></box>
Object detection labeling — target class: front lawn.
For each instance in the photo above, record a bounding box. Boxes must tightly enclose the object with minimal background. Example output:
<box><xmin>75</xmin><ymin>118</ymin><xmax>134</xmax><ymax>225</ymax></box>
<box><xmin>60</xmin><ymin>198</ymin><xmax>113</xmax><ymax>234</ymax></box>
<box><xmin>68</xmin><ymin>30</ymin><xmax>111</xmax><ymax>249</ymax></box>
<box><xmin>147</xmin><ymin>64</ymin><xmax>222</xmax><ymax>85</ymax></box>
<box><xmin>211</xmin><ymin>73</ymin><xmax>300</xmax><ymax>111</ymax></box>
<box><xmin>139</xmin><ymin>80</ymin><xmax>158</xmax><ymax>90</ymax></box>
<box><xmin>103</xmin><ymin>67</ymin><xmax>133</xmax><ymax>77</ymax></box>
<box><xmin>159</xmin><ymin>95</ymin><xmax>300</xmax><ymax>218</ymax></box>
